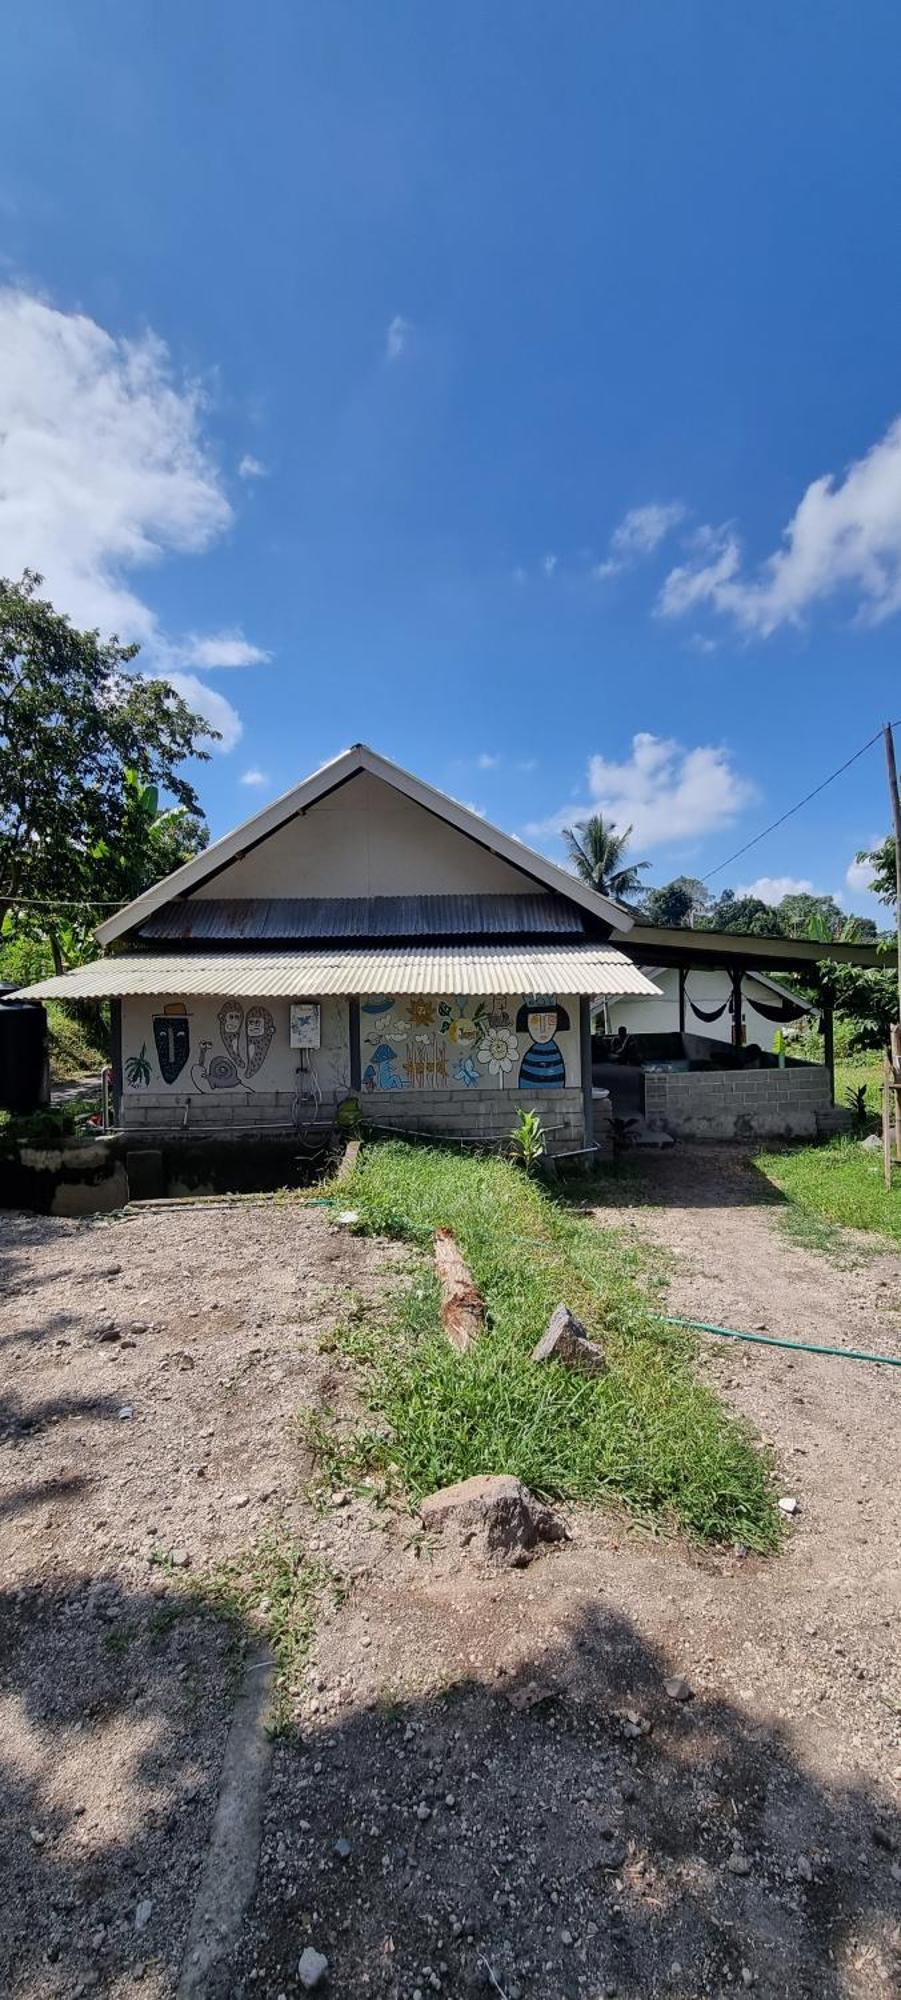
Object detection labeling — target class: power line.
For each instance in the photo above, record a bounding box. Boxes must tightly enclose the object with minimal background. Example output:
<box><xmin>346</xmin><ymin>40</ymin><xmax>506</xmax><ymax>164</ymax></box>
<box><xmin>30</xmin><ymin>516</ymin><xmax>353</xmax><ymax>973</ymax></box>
<box><xmin>0</xmin><ymin>895</ymin><xmax>129</xmax><ymax>908</ymax></box>
<box><xmin>702</xmin><ymin>723</ymin><xmax>901</xmax><ymax>884</ymax></box>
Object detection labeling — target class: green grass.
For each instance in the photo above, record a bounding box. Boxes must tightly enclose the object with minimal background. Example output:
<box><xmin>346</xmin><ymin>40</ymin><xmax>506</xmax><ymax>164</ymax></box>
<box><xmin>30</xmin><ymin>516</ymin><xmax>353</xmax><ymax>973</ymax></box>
<box><xmin>46</xmin><ymin>1001</ymin><xmax>108</xmax><ymax>1083</ymax></box>
<box><xmin>834</xmin><ymin>1054</ymin><xmax>884</xmax><ymax>1122</ymax></box>
<box><xmin>310</xmin><ymin>1140</ymin><xmax>780</xmax><ymax>1552</ymax></box>
<box><xmin>757</xmin><ymin>1136</ymin><xmax>901</xmax><ymax>1243</ymax></box>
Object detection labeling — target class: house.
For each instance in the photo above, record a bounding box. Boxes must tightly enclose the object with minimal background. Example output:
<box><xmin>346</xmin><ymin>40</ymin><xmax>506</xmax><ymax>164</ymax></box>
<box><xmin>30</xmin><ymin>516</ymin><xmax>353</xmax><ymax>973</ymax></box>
<box><xmin>600</xmin><ymin>963</ymin><xmax>815</xmax><ymax>1049</ymax></box>
<box><xmin>18</xmin><ymin>746</ymin><xmax>659</xmax><ymax>1159</ymax></box>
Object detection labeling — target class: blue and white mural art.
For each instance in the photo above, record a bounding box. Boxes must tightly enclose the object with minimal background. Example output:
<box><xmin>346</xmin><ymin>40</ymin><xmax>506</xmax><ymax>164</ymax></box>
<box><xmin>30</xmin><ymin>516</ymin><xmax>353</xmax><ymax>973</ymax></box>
<box><xmin>515</xmin><ymin>997</ymin><xmax>570</xmax><ymax>1090</ymax></box>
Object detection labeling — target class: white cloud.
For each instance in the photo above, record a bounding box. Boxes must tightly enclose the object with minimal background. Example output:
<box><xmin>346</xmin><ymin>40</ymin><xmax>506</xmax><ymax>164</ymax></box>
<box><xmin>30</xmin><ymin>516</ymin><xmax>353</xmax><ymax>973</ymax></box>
<box><xmin>240</xmin><ymin>766</ymin><xmax>269</xmax><ymax>788</ymax></box>
<box><xmin>736</xmin><ymin>875</ymin><xmax>815</xmax><ymax>902</ymax></box>
<box><xmin>512</xmin><ymin>565</ymin><xmax>528</xmax><ymax>585</ymax></box>
<box><xmin>659</xmin><ymin>414</ymin><xmax>901</xmax><ymax>634</ymax></box>
<box><xmin>386</xmin><ymin>314</ymin><xmax>412</xmax><ymax>361</ymax></box>
<box><xmin>542</xmin><ymin>552</ymin><xmax>558</xmax><ymax>577</ymax></box>
<box><xmin>238</xmin><ymin>453</ymin><xmax>267</xmax><ymax>480</ymax></box>
<box><xmin>162</xmin><ymin>671</ymin><xmax>242</xmax><ymax>753</ymax></box>
<box><xmin>476</xmin><ymin>751</ymin><xmax>500</xmax><ymax>770</ymax></box>
<box><xmin>846</xmin><ymin>855</ymin><xmax>877</xmax><ymax>895</ymax></box>
<box><xmin>183</xmin><ymin>629</ymin><xmax>270</xmax><ymax>669</ymax></box>
<box><xmin>529</xmin><ymin>731</ymin><xmax>755</xmax><ymax>850</ymax></box>
<box><xmin>594</xmin><ymin>501</ymin><xmax>686</xmax><ymax>579</ymax></box>
<box><xmin>0</xmin><ymin>287</ymin><xmax>233</xmax><ymax>642</ymax></box>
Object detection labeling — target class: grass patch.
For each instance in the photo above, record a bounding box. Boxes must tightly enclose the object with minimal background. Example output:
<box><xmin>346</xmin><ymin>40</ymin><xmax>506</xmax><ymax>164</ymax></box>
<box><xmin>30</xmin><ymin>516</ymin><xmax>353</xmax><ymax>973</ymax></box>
<box><xmin>313</xmin><ymin>1140</ymin><xmax>779</xmax><ymax>1552</ymax></box>
<box><xmin>148</xmin><ymin>1533</ymin><xmax>330</xmax><ymax>1730</ymax></box>
<box><xmin>757</xmin><ymin>1136</ymin><xmax>901</xmax><ymax>1244</ymax></box>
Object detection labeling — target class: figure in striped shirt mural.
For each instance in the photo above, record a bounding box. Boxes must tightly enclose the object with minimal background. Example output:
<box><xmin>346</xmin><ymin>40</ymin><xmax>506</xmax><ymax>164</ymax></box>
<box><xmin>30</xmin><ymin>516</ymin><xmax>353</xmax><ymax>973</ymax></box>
<box><xmin>516</xmin><ymin>997</ymin><xmax>570</xmax><ymax>1090</ymax></box>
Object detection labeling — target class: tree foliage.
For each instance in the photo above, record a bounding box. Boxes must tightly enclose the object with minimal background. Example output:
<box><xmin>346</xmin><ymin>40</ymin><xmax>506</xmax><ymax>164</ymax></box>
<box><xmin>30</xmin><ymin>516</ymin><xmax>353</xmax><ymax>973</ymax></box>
<box><xmin>642</xmin><ymin>876</ymin><xmax>711</xmax><ymax>927</ymax></box>
<box><xmin>0</xmin><ymin>572</ymin><xmax>214</xmax><ymax>967</ymax></box>
<box><xmin>562</xmin><ymin>813</ymin><xmax>649</xmax><ymax>899</ymax></box>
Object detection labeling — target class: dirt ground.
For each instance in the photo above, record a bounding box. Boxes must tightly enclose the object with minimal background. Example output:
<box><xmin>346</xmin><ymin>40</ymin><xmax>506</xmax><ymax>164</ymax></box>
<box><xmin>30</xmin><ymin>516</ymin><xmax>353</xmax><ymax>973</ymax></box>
<box><xmin>2</xmin><ymin>1152</ymin><xmax>900</xmax><ymax>2000</ymax></box>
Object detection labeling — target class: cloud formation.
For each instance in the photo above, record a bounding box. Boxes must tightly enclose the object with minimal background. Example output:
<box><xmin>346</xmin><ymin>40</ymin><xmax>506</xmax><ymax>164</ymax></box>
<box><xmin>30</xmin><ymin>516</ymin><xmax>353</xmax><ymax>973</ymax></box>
<box><xmin>386</xmin><ymin>314</ymin><xmax>412</xmax><ymax>361</ymax></box>
<box><xmin>163</xmin><ymin>671</ymin><xmax>242</xmax><ymax>753</ymax></box>
<box><xmin>846</xmin><ymin>854</ymin><xmax>878</xmax><ymax>895</ymax></box>
<box><xmin>659</xmin><ymin>415</ymin><xmax>901</xmax><ymax>634</ymax></box>
<box><xmin>736</xmin><ymin>875</ymin><xmax>815</xmax><ymax>902</ymax></box>
<box><xmin>530</xmin><ymin>731</ymin><xmax>755</xmax><ymax>850</ymax></box>
<box><xmin>240</xmin><ymin>766</ymin><xmax>270</xmax><ymax>788</ymax></box>
<box><xmin>594</xmin><ymin>501</ymin><xmax>686</xmax><ymax>579</ymax></box>
<box><xmin>238</xmin><ymin>453</ymin><xmax>267</xmax><ymax>480</ymax></box>
<box><xmin>183</xmin><ymin>629</ymin><xmax>270</xmax><ymax>668</ymax></box>
<box><xmin>0</xmin><ymin>286</ymin><xmax>267</xmax><ymax>752</ymax></box>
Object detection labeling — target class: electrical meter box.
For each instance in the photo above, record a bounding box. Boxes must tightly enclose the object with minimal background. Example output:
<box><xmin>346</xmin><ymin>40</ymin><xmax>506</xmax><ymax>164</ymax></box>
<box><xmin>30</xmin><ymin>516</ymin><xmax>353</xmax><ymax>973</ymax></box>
<box><xmin>290</xmin><ymin>1001</ymin><xmax>321</xmax><ymax>1049</ymax></box>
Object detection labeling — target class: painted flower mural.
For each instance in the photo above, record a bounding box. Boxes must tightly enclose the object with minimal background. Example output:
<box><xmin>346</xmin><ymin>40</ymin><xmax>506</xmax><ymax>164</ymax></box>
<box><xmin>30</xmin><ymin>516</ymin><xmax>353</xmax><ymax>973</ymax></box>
<box><xmin>477</xmin><ymin>1028</ymin><xmax>519</xmax><ymax>1078</ymax></box>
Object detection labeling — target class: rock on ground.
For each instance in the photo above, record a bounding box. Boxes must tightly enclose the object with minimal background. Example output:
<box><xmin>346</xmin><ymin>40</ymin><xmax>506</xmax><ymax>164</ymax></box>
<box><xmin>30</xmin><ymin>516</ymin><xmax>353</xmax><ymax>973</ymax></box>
<box><xmin>420</xmin><ymin>1473</ymin><xmax>565</xmax><ymax>1566</ymax></box>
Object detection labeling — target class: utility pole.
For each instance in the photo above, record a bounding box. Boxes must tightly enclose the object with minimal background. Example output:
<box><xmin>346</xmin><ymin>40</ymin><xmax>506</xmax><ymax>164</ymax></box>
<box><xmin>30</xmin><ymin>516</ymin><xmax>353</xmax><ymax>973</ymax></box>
<box><xmin>882</xmin><ymin>722</ymin><xmax>901</xmax><ymax>1182</ymax></box>
<box><xmin>885</xmin><ymin>722</ymin><xmax>901</xmax><ymax>1030</ymax></box>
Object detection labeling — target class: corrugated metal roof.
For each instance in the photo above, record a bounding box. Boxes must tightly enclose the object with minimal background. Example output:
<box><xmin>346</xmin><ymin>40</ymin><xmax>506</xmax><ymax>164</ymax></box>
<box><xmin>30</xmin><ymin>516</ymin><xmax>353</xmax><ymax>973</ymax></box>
<box><xmin>137</xmin><ymin>893</ymin><xmax>590</xmax><ymax>943</ymax></box>
<box><xmin>15</xmin><ymin>947</ymin><xmax>660</xmax><ymax>1001</ymax></box>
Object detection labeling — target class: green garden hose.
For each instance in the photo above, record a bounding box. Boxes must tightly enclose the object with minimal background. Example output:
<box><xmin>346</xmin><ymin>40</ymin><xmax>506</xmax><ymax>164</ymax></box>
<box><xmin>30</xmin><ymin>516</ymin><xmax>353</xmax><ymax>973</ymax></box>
<box><xmin>662</xmin><ymin>1316</ymin><xmax>901</xmax><ymax>1369</ymax></box>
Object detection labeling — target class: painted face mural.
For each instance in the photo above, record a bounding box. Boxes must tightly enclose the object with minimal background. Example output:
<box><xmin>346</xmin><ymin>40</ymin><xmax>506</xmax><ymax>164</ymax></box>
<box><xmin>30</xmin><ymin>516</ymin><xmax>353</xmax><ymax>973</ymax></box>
<box><xmin>244</xmin><ymin>1004</ymin><xmax>275</xmax><ymax>1077</ymax></box>
<box><xmin>153</xmin><ymin>1001</ymin><xmax>190</xmax><ymax>1084</ymax></box>
<box><xmin>515</xmin><ymin>995</ymin><xmax>570</xmax><ymax>1090</ymax></box>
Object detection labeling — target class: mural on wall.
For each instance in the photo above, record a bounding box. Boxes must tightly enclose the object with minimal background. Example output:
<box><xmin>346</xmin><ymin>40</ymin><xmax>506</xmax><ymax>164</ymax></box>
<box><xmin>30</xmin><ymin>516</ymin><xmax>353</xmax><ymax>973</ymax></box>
<box><xmin>187</xmin><ymin>1000</ymin><xmax>278</xmax><ymax>1092</ymax></box>
<box><xmin>516</xmin><ymin>997</ymin><xmax>569</xmax><ymax>1089</ymax></box>
<box><xmin>153</xmin><ymin>1002</ymin><xmax>190</xmax><ymax>1084</ymax></box>
<box><xmin>125</xmin><ymin>1043</ymin><xmax>153</xmax><ymax>1088</ymax></box>
<box><xmin>359</xmin><ymin>994</ymin><xmax>572</xmax><ymax>1092</ymax></box>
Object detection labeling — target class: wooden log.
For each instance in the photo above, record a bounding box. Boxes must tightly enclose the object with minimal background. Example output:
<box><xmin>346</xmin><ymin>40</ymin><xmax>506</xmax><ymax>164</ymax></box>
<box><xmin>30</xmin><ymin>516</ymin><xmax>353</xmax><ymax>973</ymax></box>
<box><xmin>434</xmin><ymin>1227</ymin><xmax>486</xmax><ymax>1353</ymax></box>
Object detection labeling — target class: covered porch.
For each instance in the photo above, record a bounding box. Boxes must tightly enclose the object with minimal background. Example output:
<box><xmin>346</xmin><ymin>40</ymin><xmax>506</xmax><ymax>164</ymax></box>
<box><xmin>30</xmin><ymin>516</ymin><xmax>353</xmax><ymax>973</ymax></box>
<box><xmin>594</xmin><ymin>925</ymin><xmax>885</xmax><ymax>1142</ymax></box>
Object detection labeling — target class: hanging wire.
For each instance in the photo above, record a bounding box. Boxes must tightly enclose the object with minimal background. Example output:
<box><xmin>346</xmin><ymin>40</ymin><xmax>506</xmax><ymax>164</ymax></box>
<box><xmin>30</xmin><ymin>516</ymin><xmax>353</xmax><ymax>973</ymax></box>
<box><xmin>701</xmin><ymin>721</ymin><xmax>901</xmax><ymax>884</ymax></box>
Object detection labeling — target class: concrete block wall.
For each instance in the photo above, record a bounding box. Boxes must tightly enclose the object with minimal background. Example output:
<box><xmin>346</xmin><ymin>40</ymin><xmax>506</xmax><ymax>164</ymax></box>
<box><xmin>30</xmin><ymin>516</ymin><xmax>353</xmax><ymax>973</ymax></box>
<box><xmin>642</xmin><ymin>1065</ymin><xmax>833</xmax><ymax>1141</ymax></box>
<box><xmin>123</xmin><ymin>1083</ymin><xmax>614</xmax><ymax>1159</ymax></box>
<box><xmin>362</xmin><ymin>1085</ymin><xmax>590</xmax><ymax>1155</ymax></box>
<box><xmin>121</xmin><ymin>1090</ymin><xmax>337</xmax><ymax>1139</ymax></box>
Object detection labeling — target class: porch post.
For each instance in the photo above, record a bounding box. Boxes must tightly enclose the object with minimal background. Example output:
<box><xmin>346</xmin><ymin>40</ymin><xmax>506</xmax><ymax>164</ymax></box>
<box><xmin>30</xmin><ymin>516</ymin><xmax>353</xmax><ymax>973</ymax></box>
<box><xmin>579</xmin><ymin>995</ymin><xmax>594</xmax><ymax>1151</ymax></box>
<box><xmin>109</xmin><ymin>998</ymin><xmax>123</xmax><ymax>1123</ymax></box>
<box><xmin>677</xmin><ymin>965</ymin><xmax>686</xmax><ymax>1035</ymax></box>
<box><xmin>348</xmin><ymin>997</ymin><xmax>361</xmax><ymax>1092</ymax></box>
<box><xmin>822</xmin><ymin>997</ymin><xmax>835</xmax><ymax>1104</ymax></box>
<box><xmin>731</xmin><ymin>966</ymin><xmax>744</xmax><ymax>1048</ymax></box>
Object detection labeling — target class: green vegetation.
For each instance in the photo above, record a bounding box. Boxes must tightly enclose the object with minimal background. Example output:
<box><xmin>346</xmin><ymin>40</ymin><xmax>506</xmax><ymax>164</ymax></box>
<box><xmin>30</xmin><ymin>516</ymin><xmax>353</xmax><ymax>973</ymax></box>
<box><xmin>146</xmin><ymin>1534</ymin><xmax>331</xmax><ymax>1729</ymax></box>
<box><xmin>310</xmin><ymin>1140</ymin><xmax>780</xmax><ymax>1551</ymax></box>
<box><xmin>757</xmin><ymin>1137</ymin><xmax>901</xmax><ymax>1244</ymax></box>
<box><xmin>0</xmin><ymin>1099</ymin><xmax>95</xmax><ymax>1149</ymax></box>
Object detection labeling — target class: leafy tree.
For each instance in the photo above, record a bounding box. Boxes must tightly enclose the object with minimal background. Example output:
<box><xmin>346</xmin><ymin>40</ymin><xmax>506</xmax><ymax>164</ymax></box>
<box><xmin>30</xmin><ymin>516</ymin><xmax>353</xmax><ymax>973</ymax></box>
<box><xmin>856</xmin><ymin>833</ymin><xmax>896</xmax><ymax>907</ymax></box>
<box><xmin>699</xmin><ymin>889</ymin><xmax>785</xmax><ymax>937</ymax></box>
<box><xmin>776</xmin><ymin>891</ymin><xmax>844</xmax><ymax>939</ymax></box>
<box><xmin>815</xmin><ymin>960</ymin><xmax>897</xmax><ymax>1052</ymax></box>
<box><xmin>562</xmin><ymin>813</ymin><xmax>649</xmax><ymax>899</ymax></box>
<box><xmin>0</xmin><ymin>572</ymin><xmax>216</xmax><ymax>968</ymax></box>
<box><xmin>643</xmin><ymin>875</ymin><xmax>711</xmax><ymax>928</ymax></box>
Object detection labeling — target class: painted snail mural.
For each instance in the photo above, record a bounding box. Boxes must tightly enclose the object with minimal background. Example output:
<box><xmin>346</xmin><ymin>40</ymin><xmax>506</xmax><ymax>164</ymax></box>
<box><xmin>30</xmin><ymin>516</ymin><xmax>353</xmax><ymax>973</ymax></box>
<box><xmin>126</xmin><ymin>999</ymin><xmax>277</xmax><ymax>1091</ymax></box>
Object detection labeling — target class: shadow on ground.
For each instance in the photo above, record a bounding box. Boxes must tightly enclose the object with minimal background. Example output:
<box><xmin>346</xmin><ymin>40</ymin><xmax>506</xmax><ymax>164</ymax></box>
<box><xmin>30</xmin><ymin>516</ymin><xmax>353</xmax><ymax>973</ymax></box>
<box><xmin>1</xmin><ymin>1569</ymin><xmax>898</xmax><ymax>1998</ymax></box>
<box><xmin>581</xmin><ymin>1147</ymin><xmax>792</xmax><ymax>1214</ymax></box>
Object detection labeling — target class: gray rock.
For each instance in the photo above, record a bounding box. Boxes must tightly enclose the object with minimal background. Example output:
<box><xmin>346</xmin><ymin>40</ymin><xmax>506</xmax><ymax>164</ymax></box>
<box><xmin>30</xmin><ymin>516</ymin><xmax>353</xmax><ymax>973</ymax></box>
<box><xmin>727</xmin><ymin>1851</ymin><xmax>752</xmax><ymax>1876</ymax></box>
<box><xmin>531</xmin><ymin>1303</ymin><xmax>607</xmax><ymax>1377</ymax></box>
<box><xmin>663</xmin><ymin>1676</ymin><xmax>693</xmax><ymax>1702</ymax></box>
<box><xmin>861</xmin><ymin>1133</ymin><xmax>882</xmax><ymax>1151</ymax></box>
<box><xmin>298</xmin><ymin>1946</ymin><xmax>329</xmax><ymax>1989</ymax></box>
<box><xmin>420</xmin><ymin>1474</ymin><xmax>565</xmax><ymax>1567</ymax></box>
<box><xmin>333</xmin><ymin>1837</ymin><xmax>351</xmax><ymax>1859</ymax></box>
<box><xmin>134</xmin><ymin>1898</ymin><xmax>153</xmax><ymax>1932</ymax></box>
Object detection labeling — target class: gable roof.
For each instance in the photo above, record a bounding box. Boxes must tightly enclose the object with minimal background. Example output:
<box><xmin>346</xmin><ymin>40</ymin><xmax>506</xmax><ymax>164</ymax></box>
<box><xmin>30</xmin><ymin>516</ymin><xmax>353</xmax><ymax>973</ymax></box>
<box><xmin>96</xmin><ymin>743</ymin><xmax>632</xmax><ymax>947</ymax></box>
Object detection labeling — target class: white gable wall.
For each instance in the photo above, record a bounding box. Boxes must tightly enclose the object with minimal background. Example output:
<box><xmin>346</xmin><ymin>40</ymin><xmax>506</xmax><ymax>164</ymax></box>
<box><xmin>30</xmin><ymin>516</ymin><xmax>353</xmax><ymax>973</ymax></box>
<box><xmin>191</xmin><ymin>772</ymin><xmax>539</xmax><ymax>901</ymax></box>
<box><xmin>608</xmin><ymin>967</ymin><xmax>806</xmax><ymax>1049</ymax></box>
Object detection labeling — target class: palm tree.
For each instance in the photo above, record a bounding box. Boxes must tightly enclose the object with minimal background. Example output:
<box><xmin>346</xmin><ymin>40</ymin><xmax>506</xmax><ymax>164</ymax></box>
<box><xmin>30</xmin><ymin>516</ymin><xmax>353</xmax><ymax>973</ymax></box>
<box><xmin>561</xmin><ymin>813</ymin><xmax>649</xmax><ymax>900</ymax></box>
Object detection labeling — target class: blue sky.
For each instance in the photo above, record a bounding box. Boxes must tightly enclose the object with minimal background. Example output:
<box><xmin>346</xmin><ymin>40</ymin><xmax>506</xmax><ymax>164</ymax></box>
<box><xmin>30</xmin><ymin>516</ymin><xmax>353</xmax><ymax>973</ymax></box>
<box><xmin>1</xmin><ymin>2</ymin><xmax>899</xmax><ymax>913</ymax></box>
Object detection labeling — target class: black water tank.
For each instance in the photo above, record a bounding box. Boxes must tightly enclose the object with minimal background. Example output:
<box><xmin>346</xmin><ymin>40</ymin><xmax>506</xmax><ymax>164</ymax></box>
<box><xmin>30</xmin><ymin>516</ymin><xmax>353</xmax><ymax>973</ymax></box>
<box><xmin>0</xmin><ymin>1000</ymin><xmax>48</xmax><ymax>1113</ymax></box>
